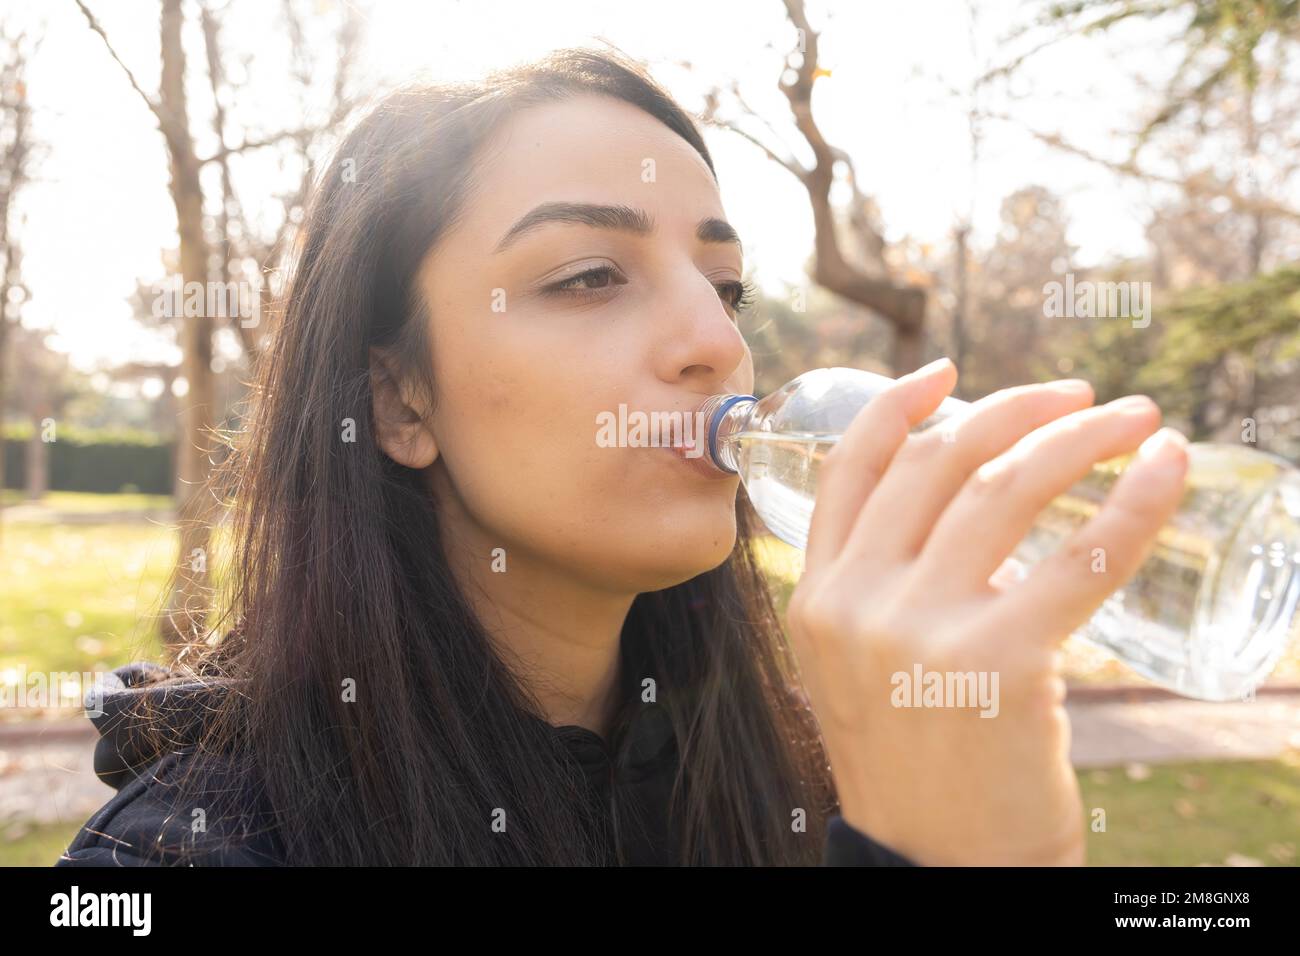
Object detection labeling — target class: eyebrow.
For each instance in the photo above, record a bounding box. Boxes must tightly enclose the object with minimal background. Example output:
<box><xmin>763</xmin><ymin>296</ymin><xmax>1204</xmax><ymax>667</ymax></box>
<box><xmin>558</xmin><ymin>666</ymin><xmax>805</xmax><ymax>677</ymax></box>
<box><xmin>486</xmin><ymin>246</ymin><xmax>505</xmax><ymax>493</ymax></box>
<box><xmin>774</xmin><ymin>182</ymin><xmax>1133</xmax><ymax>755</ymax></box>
<box><xmin>494</xmin><ymin>201</ymin><xmax>743</xmax><ymax>256</ymax></box>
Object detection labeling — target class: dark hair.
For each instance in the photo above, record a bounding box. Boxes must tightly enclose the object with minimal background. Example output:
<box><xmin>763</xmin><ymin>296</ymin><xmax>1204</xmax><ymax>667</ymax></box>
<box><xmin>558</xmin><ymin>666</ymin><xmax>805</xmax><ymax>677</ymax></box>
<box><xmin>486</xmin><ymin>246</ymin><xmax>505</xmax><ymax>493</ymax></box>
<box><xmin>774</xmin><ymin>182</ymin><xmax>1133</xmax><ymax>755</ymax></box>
<box><xmin>148</xmin><ymin>46</ymin><xmax>837</xmax><ymax>865</ymax></box>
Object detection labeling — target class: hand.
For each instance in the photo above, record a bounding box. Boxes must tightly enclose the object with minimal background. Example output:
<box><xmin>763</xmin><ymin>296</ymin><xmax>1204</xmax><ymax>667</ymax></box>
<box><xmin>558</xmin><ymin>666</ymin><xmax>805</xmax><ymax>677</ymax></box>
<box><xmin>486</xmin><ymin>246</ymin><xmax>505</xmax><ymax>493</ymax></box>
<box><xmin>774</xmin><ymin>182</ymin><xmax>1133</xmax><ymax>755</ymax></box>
<box><xmin>786</xmin><ymin>357</ymin><xmax>1189</xmax><ymax>866</ymax></box>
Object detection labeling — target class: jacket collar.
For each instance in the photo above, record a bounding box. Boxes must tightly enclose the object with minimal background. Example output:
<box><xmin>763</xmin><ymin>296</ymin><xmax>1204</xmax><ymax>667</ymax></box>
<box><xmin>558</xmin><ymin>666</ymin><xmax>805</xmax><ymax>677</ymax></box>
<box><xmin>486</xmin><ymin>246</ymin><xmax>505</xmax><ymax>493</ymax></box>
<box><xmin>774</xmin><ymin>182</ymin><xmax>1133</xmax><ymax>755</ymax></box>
<box><xmin>530</xmin><ymin>699</ymin><xmax>678</xmax><ymax>784</ymax></box>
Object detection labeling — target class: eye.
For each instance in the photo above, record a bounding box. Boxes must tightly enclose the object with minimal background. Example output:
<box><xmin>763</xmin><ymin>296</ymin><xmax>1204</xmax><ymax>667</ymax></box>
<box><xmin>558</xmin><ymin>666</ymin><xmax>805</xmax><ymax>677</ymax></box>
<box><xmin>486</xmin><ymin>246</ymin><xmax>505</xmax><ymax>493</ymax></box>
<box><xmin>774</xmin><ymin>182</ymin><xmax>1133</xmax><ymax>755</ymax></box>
<box><xmin>543</xmin><ymin>264</ymin><xmax>628</xmax><ymax>296</ymax></box>
<box><xmin>714</xmin><ymin>278</ymin><xmax>756</xmax><ymax>318</ymax></box>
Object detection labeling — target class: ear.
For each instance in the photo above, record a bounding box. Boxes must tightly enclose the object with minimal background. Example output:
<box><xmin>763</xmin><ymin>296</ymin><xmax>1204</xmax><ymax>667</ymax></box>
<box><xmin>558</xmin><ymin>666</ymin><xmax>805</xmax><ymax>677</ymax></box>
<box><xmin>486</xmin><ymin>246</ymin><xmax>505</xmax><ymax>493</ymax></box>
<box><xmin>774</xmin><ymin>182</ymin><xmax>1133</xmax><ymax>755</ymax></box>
<box><xmin>370</xmin><ymin>348</ymin><xmax>439</xmax><ymax>469</ymax></box>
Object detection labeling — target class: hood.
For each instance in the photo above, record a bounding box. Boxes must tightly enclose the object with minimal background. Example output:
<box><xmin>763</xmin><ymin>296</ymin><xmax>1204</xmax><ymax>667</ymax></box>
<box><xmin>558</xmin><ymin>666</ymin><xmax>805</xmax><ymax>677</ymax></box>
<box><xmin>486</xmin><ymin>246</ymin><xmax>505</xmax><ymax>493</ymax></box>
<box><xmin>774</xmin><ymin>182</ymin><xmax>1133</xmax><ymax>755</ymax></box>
<box><xmin>83</xmin><ymin>661</ymin><xmax>235</xmax><ymax>791</ymax></box>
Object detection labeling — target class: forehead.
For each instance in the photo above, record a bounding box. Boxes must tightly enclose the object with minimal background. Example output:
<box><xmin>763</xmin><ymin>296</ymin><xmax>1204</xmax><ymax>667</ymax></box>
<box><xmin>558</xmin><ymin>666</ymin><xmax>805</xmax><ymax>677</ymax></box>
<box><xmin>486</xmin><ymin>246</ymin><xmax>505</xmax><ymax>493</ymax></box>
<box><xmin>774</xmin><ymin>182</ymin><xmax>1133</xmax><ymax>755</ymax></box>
<box><xmin>461</xmin><ymin>93</ymin><xmax>724</xmax><ymax>240</ymax></box>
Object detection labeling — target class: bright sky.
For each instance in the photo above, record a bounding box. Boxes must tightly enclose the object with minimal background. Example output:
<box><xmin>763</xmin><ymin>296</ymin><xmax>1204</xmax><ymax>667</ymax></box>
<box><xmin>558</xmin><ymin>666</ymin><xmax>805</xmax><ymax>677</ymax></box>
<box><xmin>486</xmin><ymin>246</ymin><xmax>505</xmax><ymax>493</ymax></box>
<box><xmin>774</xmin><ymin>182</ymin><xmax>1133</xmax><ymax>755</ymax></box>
<box><xmin>12</xmin><ymin>0</ymin><xmax>1219</xmax><ymax>371</ymax></box>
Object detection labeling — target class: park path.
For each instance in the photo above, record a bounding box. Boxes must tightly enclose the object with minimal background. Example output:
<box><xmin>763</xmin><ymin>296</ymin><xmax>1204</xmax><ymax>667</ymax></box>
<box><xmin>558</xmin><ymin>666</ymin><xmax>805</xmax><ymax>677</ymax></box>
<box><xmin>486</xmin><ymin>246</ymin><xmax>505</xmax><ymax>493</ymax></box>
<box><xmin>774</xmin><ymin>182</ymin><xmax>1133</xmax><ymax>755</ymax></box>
<box><xmin>1066</xmin><ymin>691</ymin><xmax>1300</xmax><ymax>768</ymax></box>
<box><xmin>0</xmin><ymin>720</ymin><xmax>106</xmax><ymax>831</ymax></box>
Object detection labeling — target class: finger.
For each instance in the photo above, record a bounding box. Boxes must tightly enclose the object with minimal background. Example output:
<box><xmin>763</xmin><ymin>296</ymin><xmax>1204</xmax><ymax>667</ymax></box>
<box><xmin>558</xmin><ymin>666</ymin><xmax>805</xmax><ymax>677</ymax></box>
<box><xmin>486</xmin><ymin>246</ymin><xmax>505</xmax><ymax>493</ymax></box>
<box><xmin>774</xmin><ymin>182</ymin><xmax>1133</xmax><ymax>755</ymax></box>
<box><xmin>839</xmin><ymin>379</ymin><xmax>1096</xmax><ymax>566</ymax></box>
<box><xmin>914</xmin><ymin>394</ymin><xmax>1164</xmax><ymax>594</ymax></box>
<box><xmin>980</xmin><ymin>425</ymin><xmax>1190</xmax><ymax>644</ymax></box>
<box><xmin>803</xmin><ymin>357</ymin><xmax>957</xmax><ymax>573</ymax></box>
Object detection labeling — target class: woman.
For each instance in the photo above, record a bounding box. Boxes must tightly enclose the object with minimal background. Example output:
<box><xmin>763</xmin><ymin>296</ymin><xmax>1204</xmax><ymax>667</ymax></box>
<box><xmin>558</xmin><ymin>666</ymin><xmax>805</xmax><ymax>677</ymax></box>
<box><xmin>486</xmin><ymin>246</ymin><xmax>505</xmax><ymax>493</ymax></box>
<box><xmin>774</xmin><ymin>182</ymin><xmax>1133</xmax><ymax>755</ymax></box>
<box><xmin>57</xmin><ymin>47</ymin><xmax>1187</xmax><ymax>867</ymax></box>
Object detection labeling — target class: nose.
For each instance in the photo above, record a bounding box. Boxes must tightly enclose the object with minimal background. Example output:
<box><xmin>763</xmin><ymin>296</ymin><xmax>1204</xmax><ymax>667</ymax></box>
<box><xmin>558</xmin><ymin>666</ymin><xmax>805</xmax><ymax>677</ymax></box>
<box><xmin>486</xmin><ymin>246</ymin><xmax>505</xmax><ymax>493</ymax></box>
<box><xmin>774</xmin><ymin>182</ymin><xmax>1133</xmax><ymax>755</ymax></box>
<box><xmin>652</xmin><ymin>266</ymin><xmax>750</xmax><ymax>392</ymax></box>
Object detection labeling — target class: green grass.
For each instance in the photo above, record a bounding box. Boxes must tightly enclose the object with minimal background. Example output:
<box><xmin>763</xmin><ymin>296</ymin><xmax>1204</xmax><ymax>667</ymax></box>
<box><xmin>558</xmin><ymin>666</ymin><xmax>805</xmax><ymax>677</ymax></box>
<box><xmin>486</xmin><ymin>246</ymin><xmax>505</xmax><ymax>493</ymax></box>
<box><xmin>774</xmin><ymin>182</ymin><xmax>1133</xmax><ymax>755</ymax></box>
<box><xmin>1080</xmin><ymin>758</ymin><xmax>1300</xmax><ymax>865</ymax></box>
<box><xmin>1</xmin><ymin>490</ymin><xmax>173</xmax><ymax>513</ymax></box>
<box><xmin>1</xmin><ymin>821</ymin><xmax>86</xmax><ymax>867</ymax></box>
<box><xmin>0</xmin><ymin>522</ymin><xmax>172</xmax><ymax>674</ymax></box>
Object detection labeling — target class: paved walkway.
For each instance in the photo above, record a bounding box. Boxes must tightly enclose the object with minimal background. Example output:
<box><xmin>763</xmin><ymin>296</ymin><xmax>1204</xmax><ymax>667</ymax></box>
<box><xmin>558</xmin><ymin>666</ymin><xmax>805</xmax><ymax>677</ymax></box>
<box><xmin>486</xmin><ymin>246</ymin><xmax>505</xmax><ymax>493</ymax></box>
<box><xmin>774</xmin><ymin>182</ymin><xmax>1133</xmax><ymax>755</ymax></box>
<box><xmin>3</xmin><ymin>694</ymin><xmax>1300</xmax><ymax>831</ymax></box>
<box><xmin>0</xmin><ymin>721</ymin><xmax>105</xmax><ymax>829</ymax></box>
<box><xmin>2</xmin><ymin>505</ymin><xmax>174</xmax><ymax>525</ymax></box>
<box><xmin>1065</xmin><ymin>694</ymin><xmax>1300</xmax><ymax>769</ymax></box>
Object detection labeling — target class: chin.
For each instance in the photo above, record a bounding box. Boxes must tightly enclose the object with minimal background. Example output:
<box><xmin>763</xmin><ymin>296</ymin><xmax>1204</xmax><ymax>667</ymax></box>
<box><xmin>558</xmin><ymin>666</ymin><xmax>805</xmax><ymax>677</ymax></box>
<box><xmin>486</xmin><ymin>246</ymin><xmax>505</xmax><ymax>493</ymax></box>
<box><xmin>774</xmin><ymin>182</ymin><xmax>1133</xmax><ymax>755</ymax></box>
<box><xmin>641</xmin><ymin>521</ymin><xmax>739</xmax><ymax>590</ymax></box>
<box><xmin>579</xmin><ymin>500</ymin><xmax>739</xmax><ymax>591</ymax></box>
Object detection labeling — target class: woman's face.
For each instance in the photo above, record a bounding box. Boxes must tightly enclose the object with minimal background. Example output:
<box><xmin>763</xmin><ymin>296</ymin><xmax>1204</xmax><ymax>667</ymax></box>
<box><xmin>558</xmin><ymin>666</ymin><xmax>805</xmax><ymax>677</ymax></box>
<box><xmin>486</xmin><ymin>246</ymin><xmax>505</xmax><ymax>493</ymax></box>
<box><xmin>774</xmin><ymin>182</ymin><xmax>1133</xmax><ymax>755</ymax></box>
<box><xmin>406</xmin><ymin>93</ymin><xmax>754</xmax><ymax>594</ymax></box>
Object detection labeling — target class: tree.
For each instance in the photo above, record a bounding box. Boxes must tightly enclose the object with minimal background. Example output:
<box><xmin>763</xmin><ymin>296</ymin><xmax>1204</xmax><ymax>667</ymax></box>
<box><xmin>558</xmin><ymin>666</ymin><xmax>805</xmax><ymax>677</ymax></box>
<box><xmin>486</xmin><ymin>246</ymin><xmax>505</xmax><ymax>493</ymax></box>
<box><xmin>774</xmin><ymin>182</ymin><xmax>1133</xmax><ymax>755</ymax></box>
<box><xmin>75</xmin><ymin>0</ymin><xmax>363</xmax><ymax>648</ymax></box>
<box><xmin>976</xmin><ymin>1</ymin><xmax>1300</xmax><ymax>441</ymax></box>
<box><xmin>0</xmin><ymin>20</ymin><xmax>34</xmax><ymax>519</ymax></box>
<box><xmin>698</xmin><ymin>0</ymin><xmax>928</xmax><ymax>373</ymax></box>
<box><xmin>6</xmin><ymin>326</ymin><xmax>74</xmax><ymax>500</ymax></box>
<box><xmin>990</xmin><ymin>0</ymin><xmax>1300</xmax><ymax>226</ymax></box>
<box><xmin>1140</xmin><ymin>266</ymin><xmax>1300</xmax><ymax>451</ymax></box>
<box><xmin>198</xmin><ymin>0</ymin><xmax>363</xmax><ymax>356</ymax></box>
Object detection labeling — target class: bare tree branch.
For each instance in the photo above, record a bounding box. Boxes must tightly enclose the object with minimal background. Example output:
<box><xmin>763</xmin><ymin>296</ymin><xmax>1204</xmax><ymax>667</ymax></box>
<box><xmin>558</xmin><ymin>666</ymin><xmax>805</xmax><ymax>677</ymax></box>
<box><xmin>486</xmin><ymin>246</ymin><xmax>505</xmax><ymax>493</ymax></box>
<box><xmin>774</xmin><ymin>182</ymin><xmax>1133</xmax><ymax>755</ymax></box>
<box><xmin>74</xmin><ymin>0</ymin><xmax>171</xmax><ymax>132</ymax></box>
<box><xmin>777</xmin><ymin>0</ymin><xmax>927</xmax><ymax>369</ymax></box>
<box><xmin>694</xmin><ymin>0</ymin><xmax>929</xmax><ymax>370</ymax></box>
<box><xmin>198</xmin><ymin>125</ymin><xmax>326</xmax><ymax>165</ymax></box>
<box><xmin>698</xmin><ymin>111</ymin><xmax>806</xmax><ymax>180</ymax></box>
<box><xmin>980</xmin><ymin>108</ymin><xmax>1300</xmax><ymax>224</ymax></box>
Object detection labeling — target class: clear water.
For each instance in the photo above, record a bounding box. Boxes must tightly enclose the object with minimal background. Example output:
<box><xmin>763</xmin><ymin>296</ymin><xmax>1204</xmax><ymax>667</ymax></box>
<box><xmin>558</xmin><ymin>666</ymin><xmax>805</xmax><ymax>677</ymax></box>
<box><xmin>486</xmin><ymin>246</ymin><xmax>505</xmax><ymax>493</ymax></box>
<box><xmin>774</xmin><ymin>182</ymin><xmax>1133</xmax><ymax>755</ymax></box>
<box><xmin>726</xmin><ymin>430</ymin><xmax>1300</xmax><ymax>701</ymax></box>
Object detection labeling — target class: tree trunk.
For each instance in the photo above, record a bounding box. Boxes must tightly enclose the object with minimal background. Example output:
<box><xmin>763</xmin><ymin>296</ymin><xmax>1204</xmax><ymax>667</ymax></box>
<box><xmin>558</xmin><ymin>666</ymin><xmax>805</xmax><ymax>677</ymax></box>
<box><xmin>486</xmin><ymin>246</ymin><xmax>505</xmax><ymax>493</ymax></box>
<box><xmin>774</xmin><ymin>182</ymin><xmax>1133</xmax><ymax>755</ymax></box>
<box><xmin>158</xmin><ymin>0</ymin><xmax>215</xmax><ymax>651</ymax></box>
<box><xmin>951</xmin><ymin>224</ymin><xmax>970</xmax><ymax>386</ymax></box>
<box><xmin>890</xmin><ymin>324</ymin><xmax>926</xmax><ymax>379</ymax></box>
<box><xmin>24</xmin><ymin>406</ymin><xmax>48</xmax><ymax>501</ymax></box>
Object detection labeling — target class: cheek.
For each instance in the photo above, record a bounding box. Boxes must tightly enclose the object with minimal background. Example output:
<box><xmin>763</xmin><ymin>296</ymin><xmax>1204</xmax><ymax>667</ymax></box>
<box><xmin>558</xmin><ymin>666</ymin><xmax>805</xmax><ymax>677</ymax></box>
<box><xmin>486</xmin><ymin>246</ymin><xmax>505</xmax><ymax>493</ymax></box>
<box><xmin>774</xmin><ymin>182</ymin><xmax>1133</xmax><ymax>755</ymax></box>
<box><xmin>438</xmin><ymin>381</ymin><xmax>734</xmax><ymax>552</ymax></box>
<box><xmin>425</xmin><ymin>319</ymin><xmax>739</xmax><ymax>579</ymax></box>
<box><xmin>431</xmin><ymin>356</ymin><xmax>616</xmax><ymax>532</ymax></box>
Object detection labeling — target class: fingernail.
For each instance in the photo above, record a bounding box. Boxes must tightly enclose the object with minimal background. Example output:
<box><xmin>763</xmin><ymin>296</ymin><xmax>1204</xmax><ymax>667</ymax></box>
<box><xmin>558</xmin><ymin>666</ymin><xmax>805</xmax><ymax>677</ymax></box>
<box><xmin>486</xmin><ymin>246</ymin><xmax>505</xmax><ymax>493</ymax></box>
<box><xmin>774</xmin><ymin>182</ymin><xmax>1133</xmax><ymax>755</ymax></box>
<box><xmin>903</xmin><ymin>357</ymin><xmax>953</xmax><ymax>381</ymax></box>
<box><xmin>1136</xmin><ymin>427</ymin><xmax>1188</xmax><ymax>470</ymax></box>
<box><xmin>1046</xmin><ymin>378</ymin><xmax>1091</xmax><ymax>395</ymax></box>
<box><xmin>1110</xmin><ymin>394</ymin><xmax>1157</xmax><ymax>414</ymax></box>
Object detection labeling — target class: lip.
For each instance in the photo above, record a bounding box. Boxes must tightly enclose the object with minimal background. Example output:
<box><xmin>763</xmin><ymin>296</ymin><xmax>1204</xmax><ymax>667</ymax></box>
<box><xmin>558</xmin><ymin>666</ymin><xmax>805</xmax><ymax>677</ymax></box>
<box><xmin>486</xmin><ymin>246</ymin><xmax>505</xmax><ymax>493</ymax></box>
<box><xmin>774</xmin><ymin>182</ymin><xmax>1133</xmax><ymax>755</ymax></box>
<box><xmin>656</xmin><ymin>440</ymin><xmax>736</xmax><ymax>481</ymax></box>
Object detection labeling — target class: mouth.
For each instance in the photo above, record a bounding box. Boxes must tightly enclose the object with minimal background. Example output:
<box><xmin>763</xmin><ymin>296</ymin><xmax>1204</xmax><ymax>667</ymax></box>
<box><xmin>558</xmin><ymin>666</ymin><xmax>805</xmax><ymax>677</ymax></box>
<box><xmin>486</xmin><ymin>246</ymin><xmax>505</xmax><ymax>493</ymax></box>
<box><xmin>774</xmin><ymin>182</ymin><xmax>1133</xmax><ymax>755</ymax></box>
<box><xmin>657</xmin><ymin>437</ymin><xmax>734</xmax><ymax>481</ymax></box>
<box><xmin>600</xmin><ymin>399</ymin><xmax>735</xmax><ymax>480</ymax></box>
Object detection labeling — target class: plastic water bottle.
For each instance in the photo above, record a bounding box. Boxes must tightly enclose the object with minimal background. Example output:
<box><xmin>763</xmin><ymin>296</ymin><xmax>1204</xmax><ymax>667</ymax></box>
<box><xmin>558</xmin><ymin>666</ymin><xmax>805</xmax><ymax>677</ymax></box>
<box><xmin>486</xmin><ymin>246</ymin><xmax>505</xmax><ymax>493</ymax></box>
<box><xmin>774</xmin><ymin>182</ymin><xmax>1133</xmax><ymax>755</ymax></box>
<box><xmin>694</xmin><ymin>367</ymin><xmax>1300</xmax><ymax>701</ymax></box>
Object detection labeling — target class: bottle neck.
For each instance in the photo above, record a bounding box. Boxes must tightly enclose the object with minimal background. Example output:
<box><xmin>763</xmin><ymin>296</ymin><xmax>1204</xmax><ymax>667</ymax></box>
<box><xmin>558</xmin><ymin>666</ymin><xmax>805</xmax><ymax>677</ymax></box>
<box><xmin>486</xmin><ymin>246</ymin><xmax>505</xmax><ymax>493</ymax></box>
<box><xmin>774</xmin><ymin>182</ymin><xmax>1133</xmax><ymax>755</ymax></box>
<box><xmin>696</xmin><ymin>393</ymin><xmax>758</xmax><ymax>474</ymax></box>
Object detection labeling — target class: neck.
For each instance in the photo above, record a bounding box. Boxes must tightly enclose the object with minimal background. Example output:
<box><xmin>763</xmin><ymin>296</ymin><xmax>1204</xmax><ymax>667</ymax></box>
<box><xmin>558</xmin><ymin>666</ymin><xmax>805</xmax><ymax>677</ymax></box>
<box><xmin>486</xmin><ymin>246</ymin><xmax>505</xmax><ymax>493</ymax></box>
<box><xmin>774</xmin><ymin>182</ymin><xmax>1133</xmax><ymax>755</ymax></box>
<box><xmin>433</xmin><ymin>474</ymin><xmax>635</xmax><ymax>742</ymax></box>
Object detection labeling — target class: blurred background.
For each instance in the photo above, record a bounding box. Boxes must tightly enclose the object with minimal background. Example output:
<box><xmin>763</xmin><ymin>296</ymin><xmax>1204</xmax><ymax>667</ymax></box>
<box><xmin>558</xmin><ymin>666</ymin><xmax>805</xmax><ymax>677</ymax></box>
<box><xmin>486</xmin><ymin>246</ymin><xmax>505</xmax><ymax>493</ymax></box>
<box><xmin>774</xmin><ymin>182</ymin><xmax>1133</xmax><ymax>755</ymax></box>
<box><xmin>1</xmin><ymin>0</ymin><xmax>1298</xmax><ymax>865</ymax></box>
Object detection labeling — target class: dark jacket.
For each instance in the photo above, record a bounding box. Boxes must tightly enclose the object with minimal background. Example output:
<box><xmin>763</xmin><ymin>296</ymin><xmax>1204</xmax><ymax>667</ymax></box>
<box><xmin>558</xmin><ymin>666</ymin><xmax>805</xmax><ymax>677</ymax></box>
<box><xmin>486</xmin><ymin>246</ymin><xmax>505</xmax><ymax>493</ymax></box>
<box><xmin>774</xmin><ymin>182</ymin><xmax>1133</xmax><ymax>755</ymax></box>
<box><xmin>56</xmin><ymin>662</ymin><xmax>915</xmax><ymax>867</ymax></box>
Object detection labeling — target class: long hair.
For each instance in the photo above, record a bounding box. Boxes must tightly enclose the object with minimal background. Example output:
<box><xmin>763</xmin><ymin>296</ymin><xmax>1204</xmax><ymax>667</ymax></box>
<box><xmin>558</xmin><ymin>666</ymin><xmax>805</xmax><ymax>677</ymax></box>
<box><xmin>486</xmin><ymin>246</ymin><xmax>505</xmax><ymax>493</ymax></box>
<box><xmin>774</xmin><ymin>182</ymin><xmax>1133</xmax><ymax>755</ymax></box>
<box><xmin>143</xmin><ymin>47</ymin><xmax>837</xmax><ymax>865</ymax></box>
